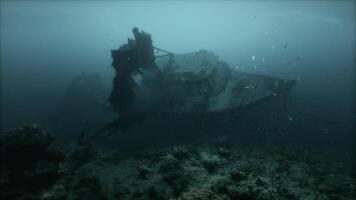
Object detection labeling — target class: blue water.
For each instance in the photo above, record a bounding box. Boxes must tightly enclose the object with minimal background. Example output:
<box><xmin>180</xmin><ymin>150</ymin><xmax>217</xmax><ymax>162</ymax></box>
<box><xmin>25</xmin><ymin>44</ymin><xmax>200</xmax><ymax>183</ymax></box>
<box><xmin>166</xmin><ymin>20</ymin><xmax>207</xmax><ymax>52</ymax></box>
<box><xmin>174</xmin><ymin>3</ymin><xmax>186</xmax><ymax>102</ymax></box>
<box><xmin>0</xmin><ymin>1</ymin><xmax>354</xmax><ymax>173</ymax></box>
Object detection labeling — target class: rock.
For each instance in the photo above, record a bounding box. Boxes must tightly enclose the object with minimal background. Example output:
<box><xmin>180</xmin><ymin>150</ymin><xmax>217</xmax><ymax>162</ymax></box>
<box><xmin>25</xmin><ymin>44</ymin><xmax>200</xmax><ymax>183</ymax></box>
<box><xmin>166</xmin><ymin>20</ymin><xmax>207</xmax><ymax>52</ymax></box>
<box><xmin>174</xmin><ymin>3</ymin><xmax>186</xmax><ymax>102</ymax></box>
<box><xmin>227</xmin><ymin>185</ymin><xmax>255</xmax><ymax>200</ymax></box>
<box><xmin>159</xmin><ymin>154</ymin><xmax>182</xmax><ymax>173</ymax></box>
<box><xmin>68</xmin><ymin>144</ymin><xmax>98</xmax><ymax>165</ymax></box>
<box><xmin>162</xmin><ymin>171</ymin><xmax>191</xmax><ymax>195</ymax></box>
<box><xmin>137</xmin><ymin>164</ymin><xmax>152</xmax><ymax>179</ymax></box>
<box><xmin>140</xmin><ymin>148</ymin><xmax>166</xmax><ymax>162</ymax></box>
<box><xmin>1</xmin><ymin>128</ymin><xmax>354</xmax><ymax>200</ymax></box>
<box><xmin>217</xmin><ymin>147</ymin><xmax>231</xmax><ymax>160</ymax></box>
<box><xmin>39</xmin><ymin>184</ymin><xmax>66</xmax><ymax>200</ymax></box>
<box><xmin>255</xmin><ymin>176</ymin><xmax>268</xmax><ymax>187</ymax></box>
<box><xmin>147</xmin><ymin>186</ymin><xmax>166</xmax><ymax>200</ymax></box>
<box><xmin>200</xmin><ymin>152</ymin><xmax>221</xmax><ymax>173</ymax></box>
<box><xmin>169</xmin><ymin>145</ymin><xmax>191</xmax><ymax>160</ymax></box>
<box><xmin>0</xmin><ymin>124</ymin><xmax>55</xmax><ymax>167</ymax></box>
<box><xmin>178</xmin><ymin>188</ymin><xmax>224</xmax><ymax>200</ymax></box>
<box><xmin>210</xmin><ymin>176</ymin><xmax>231</xmax><ymax>194</ymax></box>
<box><xmin>229</xmin><ymin>167</ymin><xmax>247</xmax><ymax>181</ymax></box>
<box><xmin>0</xmin><ymin>124</ymin><xmax>64</xmax><ymax>199</ymax></box>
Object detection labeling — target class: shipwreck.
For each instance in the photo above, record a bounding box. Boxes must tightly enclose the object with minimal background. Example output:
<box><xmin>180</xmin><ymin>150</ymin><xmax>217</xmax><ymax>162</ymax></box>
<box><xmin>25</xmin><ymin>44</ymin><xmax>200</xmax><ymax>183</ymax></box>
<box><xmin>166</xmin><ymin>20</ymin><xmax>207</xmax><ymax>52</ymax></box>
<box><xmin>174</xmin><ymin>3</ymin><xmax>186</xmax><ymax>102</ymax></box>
<box><xmin>98</xmin><ymin>28</ymin><xmax>296</xmax><ymax>140</ymax></box>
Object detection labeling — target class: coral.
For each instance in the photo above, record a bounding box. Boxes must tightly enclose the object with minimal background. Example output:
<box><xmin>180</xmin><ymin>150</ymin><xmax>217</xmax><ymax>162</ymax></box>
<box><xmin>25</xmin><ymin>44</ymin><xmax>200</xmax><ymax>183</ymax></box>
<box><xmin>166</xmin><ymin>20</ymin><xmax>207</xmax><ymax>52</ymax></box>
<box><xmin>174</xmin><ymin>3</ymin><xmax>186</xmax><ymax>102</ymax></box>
<box><xmin>1</xmin><ymin>125</ymin><xmax>355</xmax><ymax>200</ymax></box>
<box><xmin>229</xmin><ymin>167</ymin><xmax>247</xmax><ymax>181</ymax></box>
<box><xmin>169</xmin><ymin>145</ymin><xmax>191</xmax><ymax>160</ymax></box>
<box><xmin>136</xmin><ymin>164</ymin><xmax>152</xmax><ymax>179</ymax></box>
<box><xmin>140</xmin><ymin>148</ymin><xmax>166</xmax><ymax>162</ymax></box>
<box><xmin>200</xmin><ymin>152</ymin><xmax>221</xmax><ymax>173</ymax></box>
<box><xmin>217</xmin><ymin>147</ymin><xmax>231</xmax><ymax>160</ymax></box>
<box><xmin>162</xmin><ymin>171</ymin><xmax>191</xmax><ymax>195</ymax></box>
<box><xmin>227</xmin><ymin>185</ymin><xmax>255</xmax><ymax>200</ymax></box>
<box><xmin>159</xmin><ymin>154</ymin><xmax>182</xmax><ymax>173</ymax></box>
<box><xmin>146</xmin><ymin>186</ymin><xmax>166</xmax><ymax>200</ymax></box>
<box><xmin>112</xmin><ymin>179</ymin><xmax>131</xmax><ymax>199</ymax></box>
<box><xmin>68</xmin><ymin>144</ymin><xmax>98</xmax><ymax>166</ymax></box>
<box><xmin>209</xmin><ymin>176</ymin><xmax>231</xmax><ymax>194</ymax></box>
<box><xmin>0</xmin><ymin>124</ymin><xmax>65</xmax><ymax>200</ymax></box>
<box><xmin>178</xmin><ymin>188</ymin><xmax>226</xmax><ymax>200</ymax></box>
<box><xmin>73</xmin><ymin>174</ymin><xmax>108</xmax><ymax>199</ymax></box>
<box><xmin>0</xmin><ymin>124</ymin><xmax>55</xmax><ymax>168</ymax></box>
<box><xmin>39</xmin><ymin>184</ymin><xmax>67</xmax><ymax>200</ymax></box>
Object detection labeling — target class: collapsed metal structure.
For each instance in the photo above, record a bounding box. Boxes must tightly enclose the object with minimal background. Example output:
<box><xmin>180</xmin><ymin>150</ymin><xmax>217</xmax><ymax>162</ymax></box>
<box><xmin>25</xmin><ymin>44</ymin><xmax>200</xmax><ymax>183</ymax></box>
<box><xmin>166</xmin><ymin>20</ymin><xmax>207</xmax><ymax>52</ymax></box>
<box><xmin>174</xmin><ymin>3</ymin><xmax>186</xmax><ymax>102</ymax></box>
<box><xmin>106</xmin><ymin>28</ymin><xmax>296</xmax><ymax>135</ymax></box>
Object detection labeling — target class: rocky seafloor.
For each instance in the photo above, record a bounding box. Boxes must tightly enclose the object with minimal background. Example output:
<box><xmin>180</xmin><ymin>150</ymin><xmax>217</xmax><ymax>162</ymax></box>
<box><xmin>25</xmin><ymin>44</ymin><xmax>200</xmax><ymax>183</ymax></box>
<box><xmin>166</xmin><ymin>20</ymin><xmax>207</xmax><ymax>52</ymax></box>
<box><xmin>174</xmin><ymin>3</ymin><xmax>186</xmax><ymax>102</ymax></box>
<box><xmin>0</xmin><ymin>124</ymin><xmax>355</xmax><ymax>200</ymax></box>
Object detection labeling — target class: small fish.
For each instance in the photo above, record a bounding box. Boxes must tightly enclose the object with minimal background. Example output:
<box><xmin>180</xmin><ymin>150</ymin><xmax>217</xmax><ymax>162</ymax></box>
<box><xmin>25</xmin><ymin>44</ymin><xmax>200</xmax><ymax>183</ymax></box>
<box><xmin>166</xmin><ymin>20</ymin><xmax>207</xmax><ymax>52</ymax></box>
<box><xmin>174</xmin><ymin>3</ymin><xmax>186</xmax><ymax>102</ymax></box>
<box><xmin>296</xmin><ymin>56</ymin><xmax>301</xmax><ymax>62</ymax></box>
<box><xmin>282</xmin><ymin>44</ymin><xmax>288</xmax><ymax>49</ymax></box>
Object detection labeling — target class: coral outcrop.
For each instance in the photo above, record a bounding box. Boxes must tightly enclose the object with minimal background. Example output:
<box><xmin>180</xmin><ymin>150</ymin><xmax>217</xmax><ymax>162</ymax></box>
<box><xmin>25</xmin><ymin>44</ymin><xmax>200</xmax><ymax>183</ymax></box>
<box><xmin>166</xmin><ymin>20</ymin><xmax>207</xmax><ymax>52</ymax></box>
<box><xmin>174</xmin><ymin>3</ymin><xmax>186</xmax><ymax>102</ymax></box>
<box><xmin>0</xmin><ymin>124</ymin><xmax>65</xmax><ymax>199</ymax></box>
<box><xmin>1</xmin><ymin>125</ymin><xmax>355</xmax><ymax>200</ymax></box>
